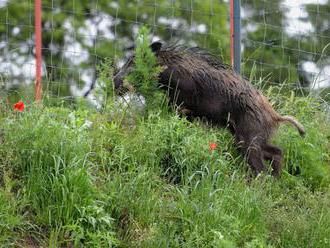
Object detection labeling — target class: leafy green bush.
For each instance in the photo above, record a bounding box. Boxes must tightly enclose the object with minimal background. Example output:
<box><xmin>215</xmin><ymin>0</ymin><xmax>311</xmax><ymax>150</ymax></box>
<box><xmin>126</xmin><ymin>26</ymin><xmax>164</xmax><ymax>108</ymax></box>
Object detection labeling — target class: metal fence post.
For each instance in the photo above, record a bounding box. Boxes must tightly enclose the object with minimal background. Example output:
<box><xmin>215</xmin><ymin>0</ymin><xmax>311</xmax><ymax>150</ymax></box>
<box><xmin>230</xmin><ymin>0</ymin><xmax>241</xmax><ymax>74</ymax></box>
<box><xmin>35</xmin><ymin>0</ymin><xmax>42</xmax><ymax>102</ymax></box>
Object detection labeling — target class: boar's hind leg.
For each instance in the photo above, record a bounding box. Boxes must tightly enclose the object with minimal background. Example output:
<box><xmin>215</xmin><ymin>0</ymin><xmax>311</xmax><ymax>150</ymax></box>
<box><xmin>263</xmin><ymin>144</ymin><xmax>283</xmax><ymax>177</ymax></box>
<box><xmin>235</xmin><ymin>134</ymin><xmax>267</xmax><ymax>175</ymax></box>
<box><xmin>246</xmin><ymin>148</ymin><xmax>267</xmax><ymax>176</ymax></box>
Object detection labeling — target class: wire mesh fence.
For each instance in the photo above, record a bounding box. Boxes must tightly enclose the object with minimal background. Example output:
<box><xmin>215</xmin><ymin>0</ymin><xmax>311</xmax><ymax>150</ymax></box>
<box><xmin>0</xmin><ymin>0</ymin><xmax>232</xmax><ymax>104</ymax></box>
<box><xmin>241</xmin><ymin>0</ymin><xmax>330</xmax><ymax>91</ymax></box>
<box><xmin>0</xmin><ymin>0</ymin><xmax>329</xmax><ymax>104</ymax></box>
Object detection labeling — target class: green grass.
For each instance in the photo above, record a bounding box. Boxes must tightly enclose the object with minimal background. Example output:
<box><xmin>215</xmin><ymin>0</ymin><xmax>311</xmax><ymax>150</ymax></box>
<box><xmin>0</xmin><ymin>90</ymin><xmax>329</xmax><ymax>247</ymax></box>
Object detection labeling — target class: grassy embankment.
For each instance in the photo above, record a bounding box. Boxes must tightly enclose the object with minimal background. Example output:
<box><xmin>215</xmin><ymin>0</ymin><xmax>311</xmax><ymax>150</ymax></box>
<box><xmin>0</xmin><ymin>88</ymin><xmax>330</xmax><ymax>247</ymax></box>
<box><xmin>1</xmin><ymin>28</ymin><xmax>330</xmax><ymax>247</ymax></box>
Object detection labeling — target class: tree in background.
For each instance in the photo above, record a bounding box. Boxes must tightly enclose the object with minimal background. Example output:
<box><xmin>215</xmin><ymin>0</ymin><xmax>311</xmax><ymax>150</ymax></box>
<box><xmin>0</xmin><ymin>0</ymin><xmax>329</xmax><ymax>100</ymax></box>
<box><xmin>242</xmin><ymin>0</ymin><xmax>292</xmax><ymax>83</ymax></box>
<box><xmin>241</xmin><ymin>0</ymin><xmax>330</xmax><ymax>88</ymax></box>
<box><xmin>0</xmin><ymin>0</ymin><xmax>228</xmax><ymax>98</ymax></box>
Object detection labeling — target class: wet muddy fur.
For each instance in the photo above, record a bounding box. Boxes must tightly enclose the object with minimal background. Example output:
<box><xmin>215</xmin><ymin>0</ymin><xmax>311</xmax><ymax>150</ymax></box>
<box><xmin>114</xmin><ymin>41</ymin><xmax>305</xmax><ymax>177</ymax></box>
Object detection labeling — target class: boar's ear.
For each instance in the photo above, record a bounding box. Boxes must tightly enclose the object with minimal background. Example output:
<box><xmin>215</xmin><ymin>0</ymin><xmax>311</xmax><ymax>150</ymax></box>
<box><xmin>150</xmin><ymin>41</ymin><xmax>162</xmax><ymax>53</ymax></box>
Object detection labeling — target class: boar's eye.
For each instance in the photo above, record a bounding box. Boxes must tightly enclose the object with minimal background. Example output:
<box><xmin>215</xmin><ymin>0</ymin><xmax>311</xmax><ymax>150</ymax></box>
<box><xmin>151</xmin><ymin>41</ymin><xmax>162</xmax><ymax>53</ymax></box>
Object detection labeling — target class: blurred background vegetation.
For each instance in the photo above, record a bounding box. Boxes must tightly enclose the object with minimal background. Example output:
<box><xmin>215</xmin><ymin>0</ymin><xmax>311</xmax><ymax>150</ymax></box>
<box><xmin>0</xmin><ymin>0</ymin><xmax>329</xmax><ymax>102</ymax></box>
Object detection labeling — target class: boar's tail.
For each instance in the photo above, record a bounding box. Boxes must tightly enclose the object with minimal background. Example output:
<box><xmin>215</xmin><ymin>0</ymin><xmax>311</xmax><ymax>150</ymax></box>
<box><xmin>278</xmin><ymin>115</ymin><xmax>305</xmax><ymax>137</ymax></box>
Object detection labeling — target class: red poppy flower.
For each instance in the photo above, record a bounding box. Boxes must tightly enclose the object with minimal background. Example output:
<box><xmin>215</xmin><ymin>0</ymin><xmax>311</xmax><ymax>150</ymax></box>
<box><xmin>209</xmin><ymin>142</ymin><xmax>217</xmax><ymax>151</ymax></box>
<box><xmin>13</xmin><ymin>101</ymin><xmax>25</xmax><ymax>112</ymax></box>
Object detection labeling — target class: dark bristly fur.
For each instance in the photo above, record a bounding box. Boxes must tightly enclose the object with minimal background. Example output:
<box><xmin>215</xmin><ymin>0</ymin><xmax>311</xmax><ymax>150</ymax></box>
<box><xmin>114</xmin><ymin>41</ymin><xmax>305</xmax><ymax>177</ymax></box>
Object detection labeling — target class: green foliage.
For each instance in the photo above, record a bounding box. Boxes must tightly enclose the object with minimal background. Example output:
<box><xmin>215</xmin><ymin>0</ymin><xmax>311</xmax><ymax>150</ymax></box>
<box><xmin>0</xmin><ymin>190</ymin><xmax>24</xmax><ymax>246</ymax></box>
<box><xmin>0</xmin><ymin>106</ymin><xmax>118</xmax><ymax>246</ymax></box>
<box><xmin>126</xmin><ymin>26</ymin><xmax>164</xmax><ymax>107</ymax></box>
<box><xmin>94</xmin><ymin>57</ymin><xmax>116</xmax><ymax>112</ymax></box>
<box><xmin>0</xmin><ymin>89</ymin><xmax>330</xmax><ymax>246</ymax></box>
<box><xmin>269</xmin><ymin>91</ymin><xmax>330</xmax><ymax>188</ymax></box>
